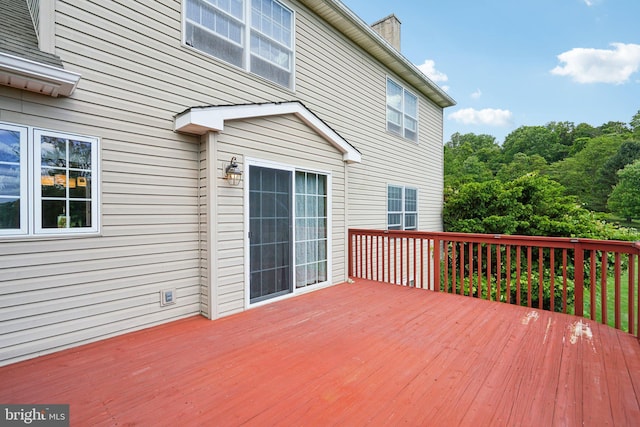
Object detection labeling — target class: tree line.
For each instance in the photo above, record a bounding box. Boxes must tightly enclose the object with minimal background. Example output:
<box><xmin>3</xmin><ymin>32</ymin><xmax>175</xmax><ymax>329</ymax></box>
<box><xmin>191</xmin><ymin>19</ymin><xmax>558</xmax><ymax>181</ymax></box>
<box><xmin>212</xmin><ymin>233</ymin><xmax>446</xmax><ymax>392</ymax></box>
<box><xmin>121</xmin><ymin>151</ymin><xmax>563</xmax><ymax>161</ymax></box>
<box><xmin>443</xmin><ymin>111</ymin><xmax>640</xmax><ymax>240</ymax></box>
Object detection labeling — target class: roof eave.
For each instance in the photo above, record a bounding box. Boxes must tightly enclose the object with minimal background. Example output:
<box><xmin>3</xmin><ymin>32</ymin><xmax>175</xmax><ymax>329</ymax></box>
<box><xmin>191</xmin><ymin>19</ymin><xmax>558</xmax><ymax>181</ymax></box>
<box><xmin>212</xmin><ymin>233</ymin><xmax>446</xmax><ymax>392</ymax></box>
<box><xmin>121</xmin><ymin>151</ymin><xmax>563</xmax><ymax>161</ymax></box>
<box><xmin>0</xmin><ymin>52</ymin><xmax>81</xmax><ymax>97</ymax></box>
<box><xmin>298</xmin><ymin>0</ymin><xmax>456</xmax><ymax>108</ymax></box>
<box><xmin>174</xmin><ymin>101</ymin><xmax>362</xmax><ymax>164</ymax></box>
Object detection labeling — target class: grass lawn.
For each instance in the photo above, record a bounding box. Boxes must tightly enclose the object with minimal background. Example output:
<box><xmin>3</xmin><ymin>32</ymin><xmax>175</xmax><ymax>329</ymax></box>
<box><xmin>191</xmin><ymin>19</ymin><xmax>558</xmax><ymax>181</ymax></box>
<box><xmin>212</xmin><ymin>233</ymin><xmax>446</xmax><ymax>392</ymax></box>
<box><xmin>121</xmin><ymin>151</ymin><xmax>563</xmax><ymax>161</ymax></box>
<box><xmin>584</xmin><ymin>263</ymin><xmax>638</xmax><ymax>333</ymax></box>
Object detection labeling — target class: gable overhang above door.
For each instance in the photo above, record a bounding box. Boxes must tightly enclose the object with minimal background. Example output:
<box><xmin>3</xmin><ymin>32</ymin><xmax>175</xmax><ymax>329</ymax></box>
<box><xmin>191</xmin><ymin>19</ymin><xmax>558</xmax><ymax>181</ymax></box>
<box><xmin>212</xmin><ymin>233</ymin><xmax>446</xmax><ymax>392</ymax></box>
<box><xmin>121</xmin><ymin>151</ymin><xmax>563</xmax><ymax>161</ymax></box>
<box><xmin>173</xmin><ymin>101</ymin><xmax>362</xmax><ymax>164</ymax></box>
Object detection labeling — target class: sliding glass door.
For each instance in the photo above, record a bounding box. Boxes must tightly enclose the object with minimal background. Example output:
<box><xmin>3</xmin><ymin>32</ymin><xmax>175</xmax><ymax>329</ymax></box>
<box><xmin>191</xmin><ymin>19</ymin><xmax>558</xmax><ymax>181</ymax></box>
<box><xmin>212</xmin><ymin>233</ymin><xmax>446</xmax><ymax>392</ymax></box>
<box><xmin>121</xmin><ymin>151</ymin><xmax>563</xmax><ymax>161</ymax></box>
<box><xmin>248</xmin><ymin>163</ymin><xmax>329</xmax><ymax>304</ymax></box>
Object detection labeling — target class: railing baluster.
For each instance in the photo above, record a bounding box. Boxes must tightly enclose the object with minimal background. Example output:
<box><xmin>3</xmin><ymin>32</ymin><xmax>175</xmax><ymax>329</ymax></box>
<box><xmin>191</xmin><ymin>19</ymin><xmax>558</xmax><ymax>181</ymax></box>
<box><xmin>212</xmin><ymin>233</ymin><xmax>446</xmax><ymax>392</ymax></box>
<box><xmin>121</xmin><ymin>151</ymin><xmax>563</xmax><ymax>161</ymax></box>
<box><xmin>434</xmin><ymin>238</ymin><xmax>441</xmax><ymax>292</ymax></box>
<box><xmin>487</xmin><ymin>244</ymin><xmax>492</xmax><ymax>301</ymax></box>
<box><xmin>527</xmin><ymin>246</ymin><xmax>533</xmax><ymax>308</ymax></box>
<box><xmin>574</xmin><ymin>246</ymin><xmax>584</xmax><ymax>318</ymax></box>
<box><xmin>562</xmin><ymin>249</ymin><xmax>568</xmax><ymax>314</ymax></box>
<box><xmin>615</xmin><ymin>252</ymin><xmax>621</xmax><ymax>330</ymax></box>
<box><xmin>589</xmin><ymin>250</ymin><xmax>597</xmax><ymax>320</ymax></box>
<box><xmin>496</xmin><ymin>244</ymin><xmax>501</xmax><ymax>303</ymax></box>
<box><xmin>452</xmin><ymin>243</ymin><xmax>457</xmax><ymax>294</ymax></box>
<box><xmin>601</xmin><ymin>251</ymin><xmax>608</xmax><ymax>326</ymax></box>
<box><xmin>628</xmin><ymin>253</ymin><xmax>635</xmax><ymax>335</ymax></box>
<box><xmin>550</xmin><ymin>249</ymin><xmax>555</xmax><ymax>312</ymax></box>
<box><xmin>477</xmin><ymin>243</ymin><xmax>482</xmax><ymax>298</ymax></box>
<box><xmin>506</xmin><ymin>245</ymin><xmax>511</xmax><ymax>304</ymax></box>
<box><xmin>443</xmin><ymin>241</ymin><xmax>449</xmax><ymax>293</ymax></box>
<box><xmin>538</xmin><ymin>247</ymin><xmax>544</xmax><ymax>309</ymax></box>
<box><xmin>516</xmin><ymin>246</ymin><xmax>522</xmax><ymax>306</ymax></box>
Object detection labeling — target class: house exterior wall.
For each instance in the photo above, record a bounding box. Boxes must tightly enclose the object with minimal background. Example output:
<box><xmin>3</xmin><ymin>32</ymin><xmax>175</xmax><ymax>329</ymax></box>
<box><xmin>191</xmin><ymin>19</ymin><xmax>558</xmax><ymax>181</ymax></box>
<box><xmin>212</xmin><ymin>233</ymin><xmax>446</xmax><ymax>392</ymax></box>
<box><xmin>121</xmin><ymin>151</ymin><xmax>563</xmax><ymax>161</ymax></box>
<box><xmin>211</xmin><ymin>115</ymin><xmax>346</xmax><ymax>317</ymax></box>
<box><xmin>0</xmin><ymin>0</ymin><xmax>448</xmax><ymax>365</ymax></box>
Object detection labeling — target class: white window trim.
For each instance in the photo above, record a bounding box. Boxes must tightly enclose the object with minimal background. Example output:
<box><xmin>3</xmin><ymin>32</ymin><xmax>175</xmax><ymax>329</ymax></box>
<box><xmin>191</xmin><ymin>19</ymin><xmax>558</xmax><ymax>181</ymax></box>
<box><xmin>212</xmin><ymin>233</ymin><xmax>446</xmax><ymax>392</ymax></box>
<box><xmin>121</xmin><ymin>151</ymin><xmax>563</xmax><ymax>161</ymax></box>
<box><xmin>386</xmin><ymin>76</ymin><xmax>419</xmax><ymax>142</ymax></box>
<box><xmin>387</xmin><ymin>184</ymin><xmax>418</xmax><ymax>231</ymax></box>
<box><xmin>0</xmin><ymin>122</ymin><xmax>100</xmax><ymax>238</ymax></box>
<box><xmin>182</xmin><ymin>0</ymin><xmax>297</xmax><ymax>91</ymax></box>
<box><xmin>244</xmin><ymin>157</ymin><xmax>332</xmax><ymax>309</ymax></box>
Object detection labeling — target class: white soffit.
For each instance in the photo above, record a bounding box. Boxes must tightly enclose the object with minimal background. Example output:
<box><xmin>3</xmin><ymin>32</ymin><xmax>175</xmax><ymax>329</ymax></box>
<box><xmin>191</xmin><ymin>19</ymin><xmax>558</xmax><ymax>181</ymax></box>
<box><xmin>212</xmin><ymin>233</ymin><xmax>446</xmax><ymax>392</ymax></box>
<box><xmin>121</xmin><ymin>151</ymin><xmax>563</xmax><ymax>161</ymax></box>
<box><xmin>0</xmin><ymin>52</ymin><xmax>81</xmax><ymax>97</ymax></box>
<box><xmin>174</xmin><ymin>102</ymin><xmax>362</xmax><ymax>164</ymax></box>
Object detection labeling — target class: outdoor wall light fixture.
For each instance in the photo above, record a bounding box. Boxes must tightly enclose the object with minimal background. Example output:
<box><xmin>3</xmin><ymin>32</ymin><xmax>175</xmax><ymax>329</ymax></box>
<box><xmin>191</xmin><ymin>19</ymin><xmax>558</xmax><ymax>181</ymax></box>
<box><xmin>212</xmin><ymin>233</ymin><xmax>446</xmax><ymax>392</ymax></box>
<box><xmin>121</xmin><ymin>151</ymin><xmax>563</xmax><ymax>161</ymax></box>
<box><xmin>224</xmin><ymin>156</ymin><xmax>242</xmax><ymax>186</ymax></box>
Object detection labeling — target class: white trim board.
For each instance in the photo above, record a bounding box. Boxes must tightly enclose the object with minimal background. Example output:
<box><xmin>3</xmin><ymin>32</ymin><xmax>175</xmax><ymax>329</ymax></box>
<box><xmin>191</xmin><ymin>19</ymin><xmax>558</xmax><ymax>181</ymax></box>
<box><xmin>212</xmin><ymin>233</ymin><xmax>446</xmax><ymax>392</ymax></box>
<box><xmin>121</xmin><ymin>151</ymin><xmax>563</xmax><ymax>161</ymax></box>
<box><xmin>173</xmin><ymin>102</ymin><xmax>362</xmax><ymax>164</ymax></box>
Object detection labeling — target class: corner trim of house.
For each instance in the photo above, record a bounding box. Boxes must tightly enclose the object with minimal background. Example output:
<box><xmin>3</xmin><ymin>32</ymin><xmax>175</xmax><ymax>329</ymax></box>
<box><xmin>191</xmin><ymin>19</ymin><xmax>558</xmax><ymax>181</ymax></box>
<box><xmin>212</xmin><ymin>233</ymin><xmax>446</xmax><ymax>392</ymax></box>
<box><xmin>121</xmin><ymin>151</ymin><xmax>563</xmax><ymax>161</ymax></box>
<box><xmin>0</xmin><ymin>52</ymin><xmax>81</xmax><ymax>97</ymax></box>
<box><xmin>173</xmin><ymin>101</ymin><xmax>362</xmax><ymax>164</ymax></box>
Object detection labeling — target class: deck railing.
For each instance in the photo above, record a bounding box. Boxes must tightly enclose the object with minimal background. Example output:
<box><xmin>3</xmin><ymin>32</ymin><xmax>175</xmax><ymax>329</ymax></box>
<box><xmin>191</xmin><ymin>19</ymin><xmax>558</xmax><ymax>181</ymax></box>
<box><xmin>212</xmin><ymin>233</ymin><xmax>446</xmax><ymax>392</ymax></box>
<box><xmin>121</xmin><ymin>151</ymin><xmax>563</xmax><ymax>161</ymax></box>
<box><xmin>348</xmin><ymin>229</ymin><xmax>640</xmax><ymax>337</ymax></box>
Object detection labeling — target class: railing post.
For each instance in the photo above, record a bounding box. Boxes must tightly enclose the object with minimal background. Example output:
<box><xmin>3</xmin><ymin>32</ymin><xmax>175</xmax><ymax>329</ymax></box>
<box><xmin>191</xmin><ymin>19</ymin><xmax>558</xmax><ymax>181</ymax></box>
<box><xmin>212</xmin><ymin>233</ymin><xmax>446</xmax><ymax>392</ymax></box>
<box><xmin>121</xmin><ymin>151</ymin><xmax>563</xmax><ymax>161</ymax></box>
<box><xmin>574</xmin><ymin>242</ymin><xmax>584</xmax><ymax>317</ymax></box>
<box><xmin>348</xmin><ymin>229</ymin><xmax>353</xmax><ymax>278</ymax></box>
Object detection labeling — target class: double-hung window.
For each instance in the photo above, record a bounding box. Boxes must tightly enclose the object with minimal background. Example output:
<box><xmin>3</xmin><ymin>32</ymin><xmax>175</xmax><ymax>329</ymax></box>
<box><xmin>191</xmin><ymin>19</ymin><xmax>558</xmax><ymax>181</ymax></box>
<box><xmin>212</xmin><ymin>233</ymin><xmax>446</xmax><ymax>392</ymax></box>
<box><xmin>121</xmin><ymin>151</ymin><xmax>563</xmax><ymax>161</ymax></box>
<box><xmin>185</xmin><ymin>0</ymin><xmax>295</xmax><ymax>89</ymax></box>
<box><xmin>387</xmin><ymin>185</ymin><xmax>417</xmax><ymax>230</ymax></box>
<box><xmin>386</xmin><ymin>77</ymin><xmax>418</xmax><ymax>141</ymax></box>
<box><xmin>0</xmin><ymin>122</ymin><xmax>99</xmax><ymax>237</ymax></box>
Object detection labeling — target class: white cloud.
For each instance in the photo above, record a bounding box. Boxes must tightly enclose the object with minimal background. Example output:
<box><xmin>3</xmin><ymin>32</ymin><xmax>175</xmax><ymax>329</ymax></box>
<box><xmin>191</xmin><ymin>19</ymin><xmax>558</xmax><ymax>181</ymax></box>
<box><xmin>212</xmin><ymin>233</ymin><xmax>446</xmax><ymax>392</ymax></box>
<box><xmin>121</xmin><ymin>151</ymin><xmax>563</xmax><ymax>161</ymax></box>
<box><xmin>441</xmin><ymin>85</ymin><xmax>451</xmax><ymax>92</ymax></box>
<box><xmin>448</xmin><ymin>108</ymin><xmax>513</xmax><ymax>126</ymax></box>
<box><xmin>416</xmin><ymin>59</ymin><xmax>448</xmax><ymax>83</ymax></box>
<box><xmin>471</xmin><ymin>89</ymin><xmax>482</xmax><ymax>99</ymax></box>
<box><xmin>583</xmin><ymin>0</ymin><xmax>593</xmax><ymax>6</ymax></box>
<box><xmin>551</xmin><ymin>43</ymin><xmax>640</xmax><ymax>84</ymax></box>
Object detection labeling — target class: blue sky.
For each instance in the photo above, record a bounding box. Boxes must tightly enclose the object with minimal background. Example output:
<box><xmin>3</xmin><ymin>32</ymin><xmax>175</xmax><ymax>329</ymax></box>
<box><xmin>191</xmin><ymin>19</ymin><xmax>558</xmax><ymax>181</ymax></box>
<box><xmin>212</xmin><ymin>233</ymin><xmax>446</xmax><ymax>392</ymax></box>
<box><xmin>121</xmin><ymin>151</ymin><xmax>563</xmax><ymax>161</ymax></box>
<box><xmin>341</xmin><ymin>0</ymin><xmax>640</xmax><ymax>144</ymax></box>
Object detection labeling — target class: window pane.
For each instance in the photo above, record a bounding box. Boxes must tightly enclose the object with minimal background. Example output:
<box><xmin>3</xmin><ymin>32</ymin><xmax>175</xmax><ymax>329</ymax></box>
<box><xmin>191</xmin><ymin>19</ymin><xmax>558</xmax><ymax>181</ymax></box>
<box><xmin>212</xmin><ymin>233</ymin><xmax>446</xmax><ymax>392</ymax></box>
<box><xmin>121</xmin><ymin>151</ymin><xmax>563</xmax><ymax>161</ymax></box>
<box><xmin>41</xmin><ymin>168</ymin><xmax>66</xmax><ymax>197</ymax></box>
<box><xmin>41</xmin><ymin>199</ymin><xmax>66</xmax><ymax>229</ymax></box>
<box><xmin>0</xmin><ymin>198</ymin><xmax>19</xmax><ymax>229</ymax></box>
<box><xmin>70</xmin><ymin>201</ymin><xmax>92</xmax><ymax>228</ymax></box>
<box><xmin>0</xmin><ymin>129</ymin><xmax>20</xmax><ymax>163</ymax></box>
<box><xmin>405</xmin><ymin>213</ymin><xmax>417</xmax><ymax>230</ymax></box>
<box><xmin>41</xmin><ymin>136</ymin><xmax>66</xmax><ymax>167</ymax></box>
<box><xmin>388</xmin><ymin>213</ymin><xmax>401</xmax><ymax>229</ymax></box>
<box><xmin>405</xmin><ymin>188</ymin><xmax>417</xmax><ymax>212</ymax></box>
<box><xmin>405</xmin><ymin>92</ymin><xmax>418</xmax><ymax>118</ymax></box>
<box><xmin>0</xmin><ymin>164</ymin><xmax>20</xmax><ymax>197</ymax></box>
<box><xmin>388</xmin><ymin>186</ymin><xmax>402</xmax><ymax>212</ymax></box>
<box><xmin>387</xmin><ymin>79</ymin><xmax>403</xmax><ymax>110</ymax></box>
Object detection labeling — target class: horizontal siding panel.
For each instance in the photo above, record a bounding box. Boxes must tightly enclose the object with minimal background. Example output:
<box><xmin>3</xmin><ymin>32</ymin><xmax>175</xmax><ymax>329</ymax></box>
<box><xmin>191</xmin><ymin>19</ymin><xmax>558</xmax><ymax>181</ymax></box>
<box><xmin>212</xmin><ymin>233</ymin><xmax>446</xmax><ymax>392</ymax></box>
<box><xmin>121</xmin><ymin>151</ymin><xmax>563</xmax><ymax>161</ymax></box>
<box><xmin>0</xmin><ymin>267</ymin><xmax>199</xmax><ymax>309</ymax></box>
<box><xmin>1</xmin><ymin>247</ymin><xmax>198</xmax><ymax>284</ymax></box>
<box><xmin>102</xmin><ymin>224</ymin><xmax>199</xmax><ymax>237</ymax></box>
<box><xmin>2</xmin><ymin>279</ymin><xmax>200</xmax><ymax>333</ymax></box>
<box><xmin>0</xmin><ymin>233</ymin><xmax>197</xmax><ymax>255</ymax></box>
<box><xmin>102</xmin><ymin>213</ymin><xmax>198</xmax><ymax>226</ymax></box>
<box><xmin>2</xmin><ymin>295</ymin><xmax>200</xmax><ymax>347</ymax></box>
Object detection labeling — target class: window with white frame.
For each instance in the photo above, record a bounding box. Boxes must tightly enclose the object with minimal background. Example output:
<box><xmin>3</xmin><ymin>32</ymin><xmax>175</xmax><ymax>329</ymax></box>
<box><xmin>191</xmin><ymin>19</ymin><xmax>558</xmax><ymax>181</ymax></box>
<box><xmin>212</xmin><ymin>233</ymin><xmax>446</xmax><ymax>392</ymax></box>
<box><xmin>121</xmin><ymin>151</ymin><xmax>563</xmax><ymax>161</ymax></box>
<box><xmin>387</xmin><ymin>185</ymin><xmax>417</xmax><ymax>230</ymax></box>
<box><xmin>184</xmin><ymin>0</ymin><xmax>295</xmax><ymax>89</ymax></box>
<box><xmin>0</xmin><ymin>122</ymin><xmax>99</xmax><ymax>236</ymax></box>
<box><xmin>386</xmin><ymin>77</ymin><xmax>418</xmax><ymax>141</ymax></box>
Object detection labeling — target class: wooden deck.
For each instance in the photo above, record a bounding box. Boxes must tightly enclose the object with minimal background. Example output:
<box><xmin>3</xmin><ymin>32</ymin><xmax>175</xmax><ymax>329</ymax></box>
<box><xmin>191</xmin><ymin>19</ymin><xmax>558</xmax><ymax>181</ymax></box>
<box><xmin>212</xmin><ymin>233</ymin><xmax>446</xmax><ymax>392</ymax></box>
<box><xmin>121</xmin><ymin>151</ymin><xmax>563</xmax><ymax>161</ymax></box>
<box><xmin>1</xmin><ymin>280</ymin><xmax>639</xmax><ymax>426</ymax></box>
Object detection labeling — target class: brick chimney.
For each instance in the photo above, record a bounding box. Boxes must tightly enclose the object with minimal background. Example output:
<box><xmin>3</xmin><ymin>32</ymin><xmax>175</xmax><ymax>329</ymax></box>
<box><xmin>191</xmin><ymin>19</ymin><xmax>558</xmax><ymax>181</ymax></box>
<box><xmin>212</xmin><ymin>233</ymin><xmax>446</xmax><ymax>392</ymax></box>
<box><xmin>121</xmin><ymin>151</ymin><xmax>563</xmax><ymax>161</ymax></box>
<box><xmin>371</xmin><ymin>14</ymin><xmax>401</xmax><ymax>51</ymax></box>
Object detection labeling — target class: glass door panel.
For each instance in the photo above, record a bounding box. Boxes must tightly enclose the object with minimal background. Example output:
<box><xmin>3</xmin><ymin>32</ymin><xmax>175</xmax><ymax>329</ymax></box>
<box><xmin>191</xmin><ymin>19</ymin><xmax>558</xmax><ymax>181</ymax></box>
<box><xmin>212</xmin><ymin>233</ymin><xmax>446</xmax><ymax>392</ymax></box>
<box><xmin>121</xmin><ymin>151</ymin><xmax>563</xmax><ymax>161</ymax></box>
<box><xmin>249</xmin><ymin>166</ymin><xmax>293</xmax><ymax>303</ymax></box>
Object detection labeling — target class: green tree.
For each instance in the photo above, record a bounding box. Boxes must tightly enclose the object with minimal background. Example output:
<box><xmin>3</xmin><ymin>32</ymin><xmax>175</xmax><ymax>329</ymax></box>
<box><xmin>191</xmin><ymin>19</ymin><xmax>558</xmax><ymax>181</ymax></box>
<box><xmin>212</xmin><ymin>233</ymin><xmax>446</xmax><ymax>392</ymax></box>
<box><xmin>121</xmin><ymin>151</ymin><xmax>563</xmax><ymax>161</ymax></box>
<box><xmin>608</xmin><ymin>160</ymin><xmax>640</xmax><ymax>222</ymax></box>
<box><xmin>444</xmin><ymin>174</ymin><xmax>595</xmax><ymax>237</ymax></box>
<box><xmin>594</xmin><ymin>140</ymin><xmax>640</xmax><ymax>208</ymax></box>
<box><xmin>444</xmin><ymin>132</ymin><xmax>500</xmax><ymax>188</ymax></box>
<box><xmin>599</xmin><ymin>121</ymin><xmax>631</xmax><ymax>135</ymax></box>
<box><xmin>502</xmin><ymin>125</ymin><xmax>568</xmax><ymax>163</ymax></box>
<box><xmin>547</xmin><ymin>135</ymin><xmax>624</xmax><ymax>211</ymax></box>
<box><xmin>496</xmin><ymin>153</ymin><xmax>547</xmax><ymax>182</ymax></box>
<box><xmin>631</xmin><ymin>110</ymin><xmax>640</xmax><ymax>136</ymax></box>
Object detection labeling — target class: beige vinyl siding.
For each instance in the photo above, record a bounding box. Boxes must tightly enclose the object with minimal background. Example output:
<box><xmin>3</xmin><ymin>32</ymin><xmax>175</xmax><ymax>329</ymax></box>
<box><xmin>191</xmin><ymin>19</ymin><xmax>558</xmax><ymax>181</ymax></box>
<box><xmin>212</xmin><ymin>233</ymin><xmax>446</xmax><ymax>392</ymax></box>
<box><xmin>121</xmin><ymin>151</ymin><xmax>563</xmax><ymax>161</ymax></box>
<box><xmin>0</xmin><ymin>0</ymin><xmax>446</xmax><ymax>364</ymax></box>
<box><xmin>293</xmin><ymin>6</ymin><xmax>444</xmax><ymax>232</ymax></box>
<box><xmin>213</xmin><ymin>114</ymin><xmax>346</xmax><ymax>317</ymax></box>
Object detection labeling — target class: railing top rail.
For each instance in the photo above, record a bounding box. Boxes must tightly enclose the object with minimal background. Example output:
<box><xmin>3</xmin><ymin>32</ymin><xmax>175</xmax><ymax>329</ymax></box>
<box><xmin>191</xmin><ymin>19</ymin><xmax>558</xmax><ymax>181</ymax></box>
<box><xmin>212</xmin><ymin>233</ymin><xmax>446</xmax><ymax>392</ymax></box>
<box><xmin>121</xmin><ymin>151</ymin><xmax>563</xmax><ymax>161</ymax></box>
<box><xmin>348</xmin><ymin>228</ymin><xmax>640</xmax><ymax>254</ymax></box>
